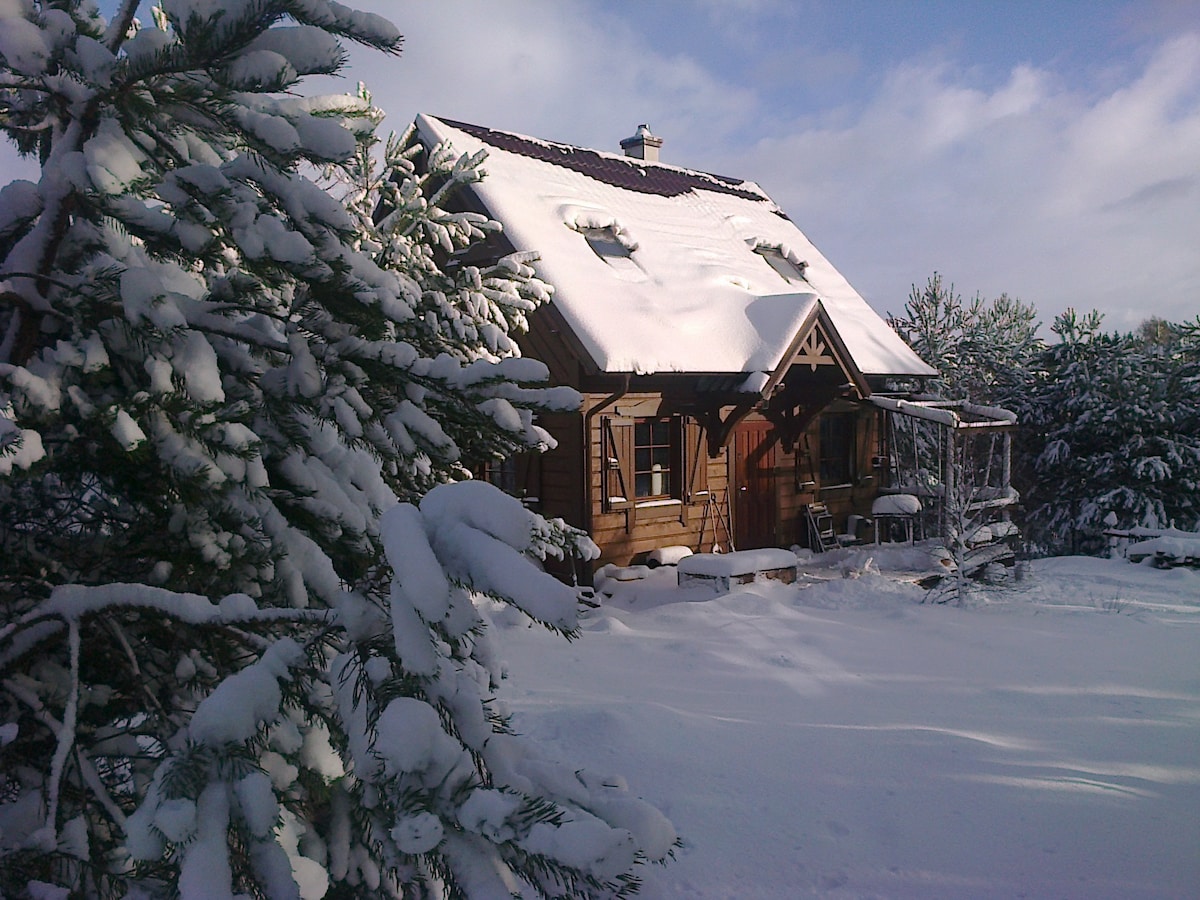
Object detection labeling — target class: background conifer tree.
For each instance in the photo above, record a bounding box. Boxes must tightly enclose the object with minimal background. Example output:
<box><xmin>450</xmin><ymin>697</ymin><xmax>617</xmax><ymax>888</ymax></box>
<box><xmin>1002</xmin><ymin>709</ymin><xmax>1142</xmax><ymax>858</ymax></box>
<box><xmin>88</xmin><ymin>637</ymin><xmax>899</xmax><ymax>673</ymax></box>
<box><xmin>1017</xmin><ymin>310</ymin><xmax>1200</xmax><ymax>554</ymax></box>
<box><xmin>888</xmin><ymin>272</ymin><xmax>1041</xmax><ymax>405</ymax></box>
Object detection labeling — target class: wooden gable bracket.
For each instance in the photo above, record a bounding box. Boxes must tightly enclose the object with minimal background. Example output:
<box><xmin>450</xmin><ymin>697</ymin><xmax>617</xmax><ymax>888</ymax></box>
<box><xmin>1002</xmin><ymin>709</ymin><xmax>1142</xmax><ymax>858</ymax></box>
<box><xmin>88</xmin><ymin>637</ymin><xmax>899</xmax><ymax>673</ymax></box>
<box><xmin>700</xmin><ymin>398</ymin><xmax>760</xmax><ymax>458</ymax></box>
<box><xmin>765</xmin><ymin>387</ymin><xmax>842</xmax><ymax>453</ymax></box>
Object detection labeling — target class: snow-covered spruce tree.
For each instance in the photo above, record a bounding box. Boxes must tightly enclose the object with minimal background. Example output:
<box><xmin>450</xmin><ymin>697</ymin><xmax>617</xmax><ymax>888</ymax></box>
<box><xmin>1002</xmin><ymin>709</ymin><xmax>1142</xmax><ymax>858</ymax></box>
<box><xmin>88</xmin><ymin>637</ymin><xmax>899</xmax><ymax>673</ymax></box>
<box><xmin>0</xmin><ymin>3</ymin><xmax>673</xmax><ymax>898</ymax></box>
<box><xmin>319</xmin><ymin>99</ymin><xmax>560</xmax><ymax>473</ymax></box>
<box><xmin>1016</xmin><ymin>310</ymin><xmax>1200</xmax><ymax>555</ymax></box>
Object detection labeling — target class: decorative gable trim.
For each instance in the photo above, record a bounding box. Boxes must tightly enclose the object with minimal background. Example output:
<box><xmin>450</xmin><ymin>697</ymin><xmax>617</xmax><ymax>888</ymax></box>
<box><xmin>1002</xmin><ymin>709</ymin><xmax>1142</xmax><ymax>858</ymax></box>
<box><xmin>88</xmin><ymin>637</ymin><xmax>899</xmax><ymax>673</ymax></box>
<box><xmin>793</xmin><ymin>327</ymin><xmax>836</xmax><ymax>371</ymax></box>
<box><xmin>761</xmin><ymin>302</ymin><xmax>869</xmax><ymax>400</ymax></box>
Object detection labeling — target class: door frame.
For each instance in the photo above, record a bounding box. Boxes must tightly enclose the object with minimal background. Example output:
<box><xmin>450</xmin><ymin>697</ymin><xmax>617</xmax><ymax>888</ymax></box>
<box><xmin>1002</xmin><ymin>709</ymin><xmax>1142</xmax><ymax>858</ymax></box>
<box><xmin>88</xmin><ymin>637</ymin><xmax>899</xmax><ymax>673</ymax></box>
<box><xmin>731</xmin><ymin>418</ymin><xmax>779</xmax><ymax>549</ymax></box>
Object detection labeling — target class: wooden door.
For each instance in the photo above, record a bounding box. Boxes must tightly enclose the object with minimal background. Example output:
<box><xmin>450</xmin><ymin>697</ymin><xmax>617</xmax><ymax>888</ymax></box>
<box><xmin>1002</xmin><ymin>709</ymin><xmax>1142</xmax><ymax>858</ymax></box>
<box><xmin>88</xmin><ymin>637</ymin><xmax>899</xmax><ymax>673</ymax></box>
<box><xmin>732</xmin><ymin>420</ymin><xmax>777</xmax><ymax>549</ymax></box>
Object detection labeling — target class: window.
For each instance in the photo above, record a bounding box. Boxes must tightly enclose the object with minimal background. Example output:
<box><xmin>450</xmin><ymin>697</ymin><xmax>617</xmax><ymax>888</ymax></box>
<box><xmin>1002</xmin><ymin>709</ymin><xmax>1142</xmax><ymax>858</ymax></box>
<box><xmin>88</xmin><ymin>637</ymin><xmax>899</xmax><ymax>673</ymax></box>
<box><xmin>601</xmin><ymin>415</ymin><xmax>707</xmax><ymax>516</ymax></box>
<box><xmin>634</xmin><ymin>419</ymin><xmax>673</xmax><ymax>499</ymax></box>
<box><xmin>582</xmin><ymin>227</ymin><xmax>631</xmax><ymax>260</ymax></box>
<box><xmin>481</xmin><ymin>456</ymin><xmax>521</xmax><ymax>496</ymax></box>
<box><xmin>754</xmin><ymin>244</ymin><xmax>808</xmax><ymax>284</ymax></box>
<box><xmin>580</xmin><ymin>225</ymin><xmax>645</xmax><ymax>280</ymax></box>
<box><xmin>478</xmin><ymin>453</ymin><xmax>540</xmax><ymax>509</ymax></box>
<box><xmin>819</xmin><ymin>413</ymin><xmax>855</xmax><ymax>487</ymax></box>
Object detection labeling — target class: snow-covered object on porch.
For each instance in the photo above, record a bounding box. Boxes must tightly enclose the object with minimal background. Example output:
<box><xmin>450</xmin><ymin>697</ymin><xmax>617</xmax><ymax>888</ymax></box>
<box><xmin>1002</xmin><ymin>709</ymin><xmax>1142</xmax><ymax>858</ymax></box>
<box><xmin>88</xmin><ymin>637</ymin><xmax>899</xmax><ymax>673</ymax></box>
<box><xmin>606</xmin><ymin>564</ymin><xmax>652</xmax><ymax>582</ymax></box>
<box><xmin>872</xmin><ymin>494</ymin><xmax>923</xmax><ymax>545</ymax></box>
<box><xmin>647</xmin><ymin>545</ymin><xmax>694</xmax><ymax>567</ymax></box>
<box><xmin>871</xmin><ymin>494</ymin><xmax>923</xmax><ymax>516</ymax></box>
<box><xmin>677</xmin><ymin>548</ymin><xmax>798</xmax><ymax>592</ymax></box>
<box><xmin>414</xmin><ymin>115</ymin><xmax>935</xmax><ymax>380</ymax></box>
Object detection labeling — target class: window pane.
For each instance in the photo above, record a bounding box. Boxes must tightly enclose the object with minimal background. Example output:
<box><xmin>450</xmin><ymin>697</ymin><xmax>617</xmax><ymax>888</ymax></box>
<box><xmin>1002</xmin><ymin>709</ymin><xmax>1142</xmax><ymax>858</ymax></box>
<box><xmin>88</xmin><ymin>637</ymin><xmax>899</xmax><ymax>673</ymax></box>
<box><xmin>635</xmin><ymin>472</ymin><xmax>652</xmax><ymax>497</ymax></box>
<box><xmin>584</xmin><ymin>227</ymin><xmax>632</xmax><ymax>261</ymax></box>
<box><xmin>756</xmin><ymin>246</ymin><xmax>807</xmax><ymax>283</ymax></box>
<box><xmin>819</xmin><ymin>414</ymin><xmax>854</xmax><ymax>485</ymax></box>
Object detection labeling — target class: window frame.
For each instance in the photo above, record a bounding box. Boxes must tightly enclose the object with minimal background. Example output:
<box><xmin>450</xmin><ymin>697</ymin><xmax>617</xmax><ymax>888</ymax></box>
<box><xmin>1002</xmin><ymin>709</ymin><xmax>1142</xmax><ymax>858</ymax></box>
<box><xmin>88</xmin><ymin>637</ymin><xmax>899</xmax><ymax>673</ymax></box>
<box><xmin>818</xmin><ymin>412</ymin><xmax>856</xmax><ymax>489</ymax></box>
<box><xmin>633</xmin><ymin>417</ymin><xmax>677</xmax><ymax>501</ymax></box>
<box><xmin>601</xmin><ymin>414</ymin><xmax>708</xmax><ymax>518</ymax></box>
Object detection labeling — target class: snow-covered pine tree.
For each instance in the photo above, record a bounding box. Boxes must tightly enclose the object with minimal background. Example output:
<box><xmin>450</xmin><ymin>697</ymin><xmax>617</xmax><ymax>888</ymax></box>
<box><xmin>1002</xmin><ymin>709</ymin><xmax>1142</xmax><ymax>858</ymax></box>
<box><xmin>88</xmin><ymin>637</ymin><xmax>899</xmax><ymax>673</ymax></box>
<box><xmin>1017</xmin><ymin>310</ymin><xmax>1200</xmax><ymax>554</ymax></box>
<box><xmin>0</xmin><ymin>3</ymin><xmax>673</xmax><ymax>898</ymax></box>
<box><xmin>320</xmin><ymin>103</ymin><xmax>562</xmax><ymax>474</ymax></box>
<box><xmin>888</xmin><ymin>272</ymin><xmax>1041</xmax><ymax>405</ymax></box>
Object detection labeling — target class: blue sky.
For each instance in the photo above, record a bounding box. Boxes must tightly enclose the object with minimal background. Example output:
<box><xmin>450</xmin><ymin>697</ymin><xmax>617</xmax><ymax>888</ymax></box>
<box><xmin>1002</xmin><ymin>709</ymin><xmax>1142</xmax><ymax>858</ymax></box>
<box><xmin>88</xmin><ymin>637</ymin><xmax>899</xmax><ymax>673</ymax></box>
<box><xmin>10</xmin><ymin>1</ymin><xmax>1199</xmax><ymax>330</ymax></box>
<box><xmin>338</xmin><ymin>0</ymin><xmax>1198</xmax><ymax>332</ymax></box>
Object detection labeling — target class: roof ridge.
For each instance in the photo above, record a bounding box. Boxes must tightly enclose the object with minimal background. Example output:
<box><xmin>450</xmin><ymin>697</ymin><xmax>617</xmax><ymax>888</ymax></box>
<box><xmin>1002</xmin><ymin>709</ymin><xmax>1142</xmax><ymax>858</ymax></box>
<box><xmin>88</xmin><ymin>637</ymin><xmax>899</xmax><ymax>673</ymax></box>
<box><xmin>432</xmin><ymin>115</ymin><xmax>773</xmax><ymax>203</ymax></box>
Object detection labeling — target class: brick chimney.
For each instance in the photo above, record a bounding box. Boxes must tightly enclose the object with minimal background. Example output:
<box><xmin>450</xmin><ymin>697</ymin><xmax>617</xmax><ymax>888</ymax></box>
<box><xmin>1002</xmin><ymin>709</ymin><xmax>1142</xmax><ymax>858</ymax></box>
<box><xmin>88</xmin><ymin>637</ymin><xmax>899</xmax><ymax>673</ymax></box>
<box><xmin>620</xmin><ymin>124</ymin><xmax>663</xmax><ymax>162</ymax></box>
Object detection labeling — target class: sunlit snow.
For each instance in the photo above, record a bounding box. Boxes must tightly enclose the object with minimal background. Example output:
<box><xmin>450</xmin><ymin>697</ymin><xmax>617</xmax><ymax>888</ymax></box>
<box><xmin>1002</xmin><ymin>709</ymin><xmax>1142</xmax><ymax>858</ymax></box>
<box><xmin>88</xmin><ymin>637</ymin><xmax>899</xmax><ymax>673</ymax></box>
<box><xmin>493</xmin><ymin>550</ymin><xmax>1200</xmax><ymax>898</ymax></box>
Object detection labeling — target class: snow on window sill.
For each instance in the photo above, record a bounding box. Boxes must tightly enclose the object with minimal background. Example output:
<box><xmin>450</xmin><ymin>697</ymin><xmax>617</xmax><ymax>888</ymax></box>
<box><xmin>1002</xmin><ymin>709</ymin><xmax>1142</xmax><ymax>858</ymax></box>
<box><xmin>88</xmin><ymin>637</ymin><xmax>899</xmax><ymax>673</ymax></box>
<box><xmin>635</xmin><ymin>498</ymin><xmax>682</xmax><ymax>509</ymax></box>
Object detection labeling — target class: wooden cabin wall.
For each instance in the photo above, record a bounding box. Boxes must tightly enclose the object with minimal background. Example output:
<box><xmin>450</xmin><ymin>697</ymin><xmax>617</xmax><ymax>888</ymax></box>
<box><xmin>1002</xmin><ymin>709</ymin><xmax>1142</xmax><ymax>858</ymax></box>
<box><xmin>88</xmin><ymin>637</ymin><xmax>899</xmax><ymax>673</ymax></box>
<box><xmin>533</xmin><ymin>411</ymin><xmax>585</xmax><ymax>526</ymax></box>
<box><xmin>787</xmin><ymin>402</ymin><xmax>883</xmax><ymax>545</ymax></box>
<box><xmin>747</xmin><ymin>403</ymin><xmax>883</xmax><ymax>551</ymax></box>
<box><xmin>533</xmin><ymin>396</ymin><xmax>885</xmax><ymax>571</ymax></box>
<box><xmin>580</xmin><ymin>391</ymin><xmax>730</xmax><ymax>569</ymax></box>
<box><xmin>521</xmin><ymin>309</ymin><xmax>890</xmax><ymax>568</ymax></box>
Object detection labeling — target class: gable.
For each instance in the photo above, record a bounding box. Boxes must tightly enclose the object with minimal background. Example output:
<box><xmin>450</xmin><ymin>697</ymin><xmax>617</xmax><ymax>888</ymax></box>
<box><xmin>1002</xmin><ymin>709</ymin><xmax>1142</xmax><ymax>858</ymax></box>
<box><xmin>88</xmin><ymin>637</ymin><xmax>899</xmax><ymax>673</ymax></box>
<box><xmin>415</xmin><ymin>114</ymin><xmax>937</xmax><ymax>382</ymax></box>
<box><xmin>764</xmin><ymin>309</ymin><xmax>868</xmax><ymax>400</ymax></box>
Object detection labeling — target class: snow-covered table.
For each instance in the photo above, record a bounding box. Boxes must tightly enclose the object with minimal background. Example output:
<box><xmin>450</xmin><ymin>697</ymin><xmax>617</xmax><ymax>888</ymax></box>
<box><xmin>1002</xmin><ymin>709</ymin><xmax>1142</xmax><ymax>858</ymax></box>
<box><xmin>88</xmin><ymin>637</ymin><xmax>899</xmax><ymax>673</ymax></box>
<box><xmin>676</xmin><ymin>549</ymin><xmax>798</xmax><ymax>592</ymax></box>
<box><xmin>872</xmin><ymin>493</ymin><xmax>922</xmax><ymax>543</ymax></box>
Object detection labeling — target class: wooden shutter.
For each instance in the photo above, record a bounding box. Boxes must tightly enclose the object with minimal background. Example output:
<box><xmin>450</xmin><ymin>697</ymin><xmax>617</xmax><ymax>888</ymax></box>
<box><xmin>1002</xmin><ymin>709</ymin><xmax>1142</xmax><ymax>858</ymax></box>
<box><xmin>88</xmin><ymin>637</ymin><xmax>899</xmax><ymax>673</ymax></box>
<box><xmin>685</xmin><ymin>417</ymin><xmax>709</xmax><ymax>503</ymax></box>
<box><xmin>601</xmin><ymin>416</ymin><xmax>634</xmax><ymax>514</ymax></box>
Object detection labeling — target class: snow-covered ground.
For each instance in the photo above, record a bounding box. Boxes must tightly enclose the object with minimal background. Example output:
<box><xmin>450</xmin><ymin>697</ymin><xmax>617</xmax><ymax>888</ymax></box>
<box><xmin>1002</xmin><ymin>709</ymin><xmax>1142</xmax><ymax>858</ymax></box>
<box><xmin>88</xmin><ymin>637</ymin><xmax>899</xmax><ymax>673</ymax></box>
<box><xmin>489</xmin><ymin>548</ymin><xmax>1200</xmax><ymax>898</ymax></box>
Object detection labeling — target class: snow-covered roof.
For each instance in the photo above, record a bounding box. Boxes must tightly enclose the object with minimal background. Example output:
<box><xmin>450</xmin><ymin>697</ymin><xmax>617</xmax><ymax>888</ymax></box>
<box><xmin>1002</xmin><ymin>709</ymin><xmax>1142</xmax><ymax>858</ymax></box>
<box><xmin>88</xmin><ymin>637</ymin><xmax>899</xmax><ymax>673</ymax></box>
<box><xmin>415</xmin><ymin>115</ymin><xmax>936</xmax><ymax>379</ymax></box>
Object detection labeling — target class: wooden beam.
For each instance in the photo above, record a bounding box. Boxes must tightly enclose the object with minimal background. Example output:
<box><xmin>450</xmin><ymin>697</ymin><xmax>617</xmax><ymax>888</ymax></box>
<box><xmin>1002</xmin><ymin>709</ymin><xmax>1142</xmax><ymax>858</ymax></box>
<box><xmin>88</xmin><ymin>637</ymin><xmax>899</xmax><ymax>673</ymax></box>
<box><xmin>765</xmin><ymin>392</ymin><xmax>833</xmax><ymax>452</ymax></box>
<box><xmin>699</xmin><ymin>399</ymin><xmax>759</xmax><ymax>457</ymax></box>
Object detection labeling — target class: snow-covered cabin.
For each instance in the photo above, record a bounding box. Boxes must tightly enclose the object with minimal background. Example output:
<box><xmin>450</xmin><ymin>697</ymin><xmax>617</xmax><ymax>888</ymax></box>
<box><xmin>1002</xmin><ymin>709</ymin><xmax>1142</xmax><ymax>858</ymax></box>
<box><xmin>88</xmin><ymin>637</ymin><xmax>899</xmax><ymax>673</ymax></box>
<box><xmin>412</xmin><ymin>115</ymin><xmax>937</xmax><ymax>573</ymax></box>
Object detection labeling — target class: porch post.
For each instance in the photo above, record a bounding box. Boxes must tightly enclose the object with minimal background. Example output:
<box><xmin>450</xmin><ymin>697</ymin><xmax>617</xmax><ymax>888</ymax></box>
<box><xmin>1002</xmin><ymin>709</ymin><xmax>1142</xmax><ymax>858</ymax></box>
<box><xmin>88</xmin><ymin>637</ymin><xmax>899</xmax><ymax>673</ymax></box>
<box><xmin>942</xmin><ymin>424</ymin><xmax>956</xmax><ymax>542</ymax></box>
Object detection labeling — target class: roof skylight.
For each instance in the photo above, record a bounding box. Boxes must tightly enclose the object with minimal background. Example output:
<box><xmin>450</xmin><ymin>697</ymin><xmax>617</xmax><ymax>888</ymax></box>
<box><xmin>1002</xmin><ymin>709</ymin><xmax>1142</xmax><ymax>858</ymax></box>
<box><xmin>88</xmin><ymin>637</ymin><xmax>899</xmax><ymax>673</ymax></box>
<box><xmin>582</xmin><ymin>226</ymin><xmax>632</xmax><ymax>260</ymax></box>
<box><xmin>580</xmin><ymin>225</ymin><xmax>645</xmax><ymax>280</ymax></box>
<box><xmin>754</xmin><ymin>243</ymin><xmax>809</xmax><ymax>284</ymax></box>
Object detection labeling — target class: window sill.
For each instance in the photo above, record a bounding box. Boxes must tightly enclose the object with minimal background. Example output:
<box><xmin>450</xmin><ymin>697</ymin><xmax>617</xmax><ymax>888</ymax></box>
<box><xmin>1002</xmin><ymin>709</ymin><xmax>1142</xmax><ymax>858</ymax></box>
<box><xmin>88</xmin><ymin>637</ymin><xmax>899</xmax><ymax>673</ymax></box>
<box><xmin>635</xmin><ymin>498</ymin><xmax>684</xmax><ymax>520</ymax></box>
<box><xmin>820</xmin><ymin>483</ymin><xmax>853</xmax><ymax>494</ymax></box>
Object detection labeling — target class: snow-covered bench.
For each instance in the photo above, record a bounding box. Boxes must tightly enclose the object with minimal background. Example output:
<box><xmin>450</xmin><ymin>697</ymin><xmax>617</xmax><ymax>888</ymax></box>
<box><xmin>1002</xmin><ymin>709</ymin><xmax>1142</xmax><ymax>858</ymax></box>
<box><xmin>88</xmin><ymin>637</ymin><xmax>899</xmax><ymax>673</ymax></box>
<box><xmin>677</xmin><ymin>549</ymin><xmax>797</xmax><ymax>593</ymax></box>
<box><xmin>1116</xmin><ymin>528</ymin><xmax>1200</xmax><ymax>568</ymax></box>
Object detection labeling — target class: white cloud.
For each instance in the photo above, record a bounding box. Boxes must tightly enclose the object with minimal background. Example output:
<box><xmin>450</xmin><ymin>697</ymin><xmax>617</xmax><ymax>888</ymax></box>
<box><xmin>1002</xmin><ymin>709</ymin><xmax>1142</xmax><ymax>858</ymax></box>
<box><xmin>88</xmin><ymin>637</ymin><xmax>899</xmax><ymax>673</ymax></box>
<box><xmin>341</xmin><ymin>0</ymin><xmax>757</xmax><ymax>155</ymax></box>
<box><xmin>732</xmin><ymin>34</ymin><xmax>1200</xmax><ymax>328</ymax></box>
